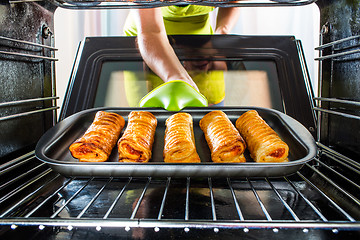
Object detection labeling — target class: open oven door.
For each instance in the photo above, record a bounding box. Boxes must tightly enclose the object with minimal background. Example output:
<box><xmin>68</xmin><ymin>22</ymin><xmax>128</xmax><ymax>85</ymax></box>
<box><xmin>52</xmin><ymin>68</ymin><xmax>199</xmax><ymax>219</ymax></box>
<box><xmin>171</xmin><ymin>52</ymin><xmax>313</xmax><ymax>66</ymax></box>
<box><xmin>60</xmin><ymin>35</ymin><xmax>316</xmax><ymax>137</ymax></box>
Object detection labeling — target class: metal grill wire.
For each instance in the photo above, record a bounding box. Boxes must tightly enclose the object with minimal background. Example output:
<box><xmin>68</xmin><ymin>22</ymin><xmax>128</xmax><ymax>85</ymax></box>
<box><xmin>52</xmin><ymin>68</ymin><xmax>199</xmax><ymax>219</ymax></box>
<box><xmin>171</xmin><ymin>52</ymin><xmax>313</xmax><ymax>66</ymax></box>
<box><xmin>0</xmin><ymin>35</ymin><xmax>59</xmax><ymax>123</ymax></box>
<box><xmin>0</xmin><ymin>151</ymin><xmax>359</xmax><ymax>233</ymax></box>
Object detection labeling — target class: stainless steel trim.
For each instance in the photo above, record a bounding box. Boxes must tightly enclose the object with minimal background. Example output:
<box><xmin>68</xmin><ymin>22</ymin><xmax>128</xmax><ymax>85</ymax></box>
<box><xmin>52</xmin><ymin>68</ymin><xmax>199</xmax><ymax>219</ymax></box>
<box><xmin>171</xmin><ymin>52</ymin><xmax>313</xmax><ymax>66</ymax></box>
<box><xmin>208</xmin><ymin>178</ymin><xmax>217</xmax><ymax>222</ymax></box>
<box><xmin>24</xmin><ymin>177</ymin><xmax>75</xmax><ymax>218</ymax></box>
<box><xmin>314</xmin><ymin>97</ymin><xmax>360</xmax><ymax>106</ymax></box>
<box><xmin>247</xmin><ymin>178</ymin><xmax>272</xmax><ymax>221</ymax></box>
<box><xmin>315</xmin><ymin>35</ymin><xmax>360</xmax><ymax>50</ymax></box>
<box><xmin>103</xmin><ymin>177</ymin><xmax>132</xmax><ymax>219</ymax></box>
<box><xmin>305</xmin><ymin>163</ymin><xmax>360</xmax><ymax>208</ymax></box>
<box><xmin>0</xmin><ymin>97</ymin><xmax>59</xmax><ymax>107</ymax></box>
<box><xmin>315</xmin><ymin>49</ymin><xmax>360</xmax><ymax>61</ymax></box>
<box><xmin>0</xmin><ymin>170</ymin><xmax>60</xmax><ymax>218</ymax></box>
<box><xmin>0</xmin><ymin>168</ymin><xmax>53</xmax><ymax>204</ymax></box>
<box><xmin>321</xmin><ymin>152</ymin><xmax>360</xmax><ymax>176</ymax></box>
<box><xmin>298</xmin><ymin>171</ymin><xmax>356</xmax><ymax>222</ymax></box>
<box><xmin>50</xmin><ymin>178</ymin><xmax>94</xmax><ymax>218</ymax></box>
<box><xmin>227</xmin><ymin>178</ymin><xmax>244</xmax><ymax>221</ymax></box>
<box><xmin>130</xmin><ymin>177</ymin><xmax>151</xmax><ymax>220</ymax></box>
<box><xmin>1</xmin><ymin>218</ymin><xmax>359</xmax><ymax>231</ymax></box>
<box><xmin>158</xmin><ymin>177</ymin><xmax>171</xmax><ymax>220</ymax></box>
<box><xmin>0</xmin><ymin>50</ymin><xmax>58</xmax><ymax>61</ymax></box>
<box><xmin>172</xmin><ymin>0</ymin><xmax>319</xmax><ymax>8</ymax></box>
<box><xmin>314</xmin><ymin>159</ymin><xmax>360</xmax><ymax>191</ymax></box>
<box><xmin>295</xmin><ymin>39</ymin><xmax>317</xmax><ymax>123</ymax></box>
<box><xmin>313</xmin><ymin>107</ymin><xmax>360</xmax><ymax>121</ymax></box>
<box><xmin>0</xmin><ymin>151</ymin><xmax>35</xmax><ymax>172</ymax></box>
<box><xmin>50</xmin><ymin>34</ymin><xmax>58</xmax><ymax>124</ymax></box>
<box><xmin>185</xmin><ymin>177</ymin><xmax>190</xmax><ymax>221</ymax></box>
<box><xmin>318</xmin><ymin>142</ymin><xmax>360</xmax><ymax>171</ymax></box>
<box><xmin>8</xmin><ymin>0</ymin><xmax>43</xmax><ymax>4</ymax></box>
<box><xmin>59</xmin><ymin>41</ymin><xmax>84</xmax><ymax>120</ymax></box>
<box><xmin>285</xmin><ymin>176</ymin><xmax>328</xmax><ymax>221</ymax></box>
<box><xmin>316</xmin><ymin>24</ymin><xmax>326</xmax><ymax>142</ymax></box>
<box><xmin>265</xmin><ymin>178</ymin><xmax>300</xmax><ymax>221</ymax></box>
<box><xmin>0</xmin><ymin>35</ymin><xmax>57</xmax><ymax>51</ymax></box>
<box><xmin>0</xmin><ymin>162</ymin><xmax>47</xmax><ymax>191</ymax></box>
<box><xmin>0</xmin><ymin>169</ymin><xmax>55</xmax><ymax>217</ymax></box>
<box><xmin>0</xmin><ymin>106</ymin><xmax>59</xmax><ymax>122</ymax></box>
<box><xmin>77</xmin><ymin>178</ymin><xmax>113</xmax><ymax>219</ymax></box>
<box><xmin>45</xmin><ymin>0</ymin><xmax>318</xmax><ymax>10</ymax></box>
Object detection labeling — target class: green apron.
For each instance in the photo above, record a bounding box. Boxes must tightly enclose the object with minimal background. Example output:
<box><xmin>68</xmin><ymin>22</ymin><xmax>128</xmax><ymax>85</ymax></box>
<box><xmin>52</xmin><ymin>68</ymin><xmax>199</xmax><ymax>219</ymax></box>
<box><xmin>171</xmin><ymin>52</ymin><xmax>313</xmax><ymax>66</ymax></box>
<box><xmin>123</xmin><ymin>5</ymin><xmax>225</xmax><ymax>106</ymax></box>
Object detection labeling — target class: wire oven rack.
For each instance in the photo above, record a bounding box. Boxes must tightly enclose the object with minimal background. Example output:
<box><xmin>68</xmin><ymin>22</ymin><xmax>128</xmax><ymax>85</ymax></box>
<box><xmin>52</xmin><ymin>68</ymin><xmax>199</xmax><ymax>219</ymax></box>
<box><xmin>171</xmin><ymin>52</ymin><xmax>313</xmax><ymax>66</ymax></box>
<box><xmin>0</xmin><ymin>146</ymin><xmax>359</xmax><ymax>235</ymax></box>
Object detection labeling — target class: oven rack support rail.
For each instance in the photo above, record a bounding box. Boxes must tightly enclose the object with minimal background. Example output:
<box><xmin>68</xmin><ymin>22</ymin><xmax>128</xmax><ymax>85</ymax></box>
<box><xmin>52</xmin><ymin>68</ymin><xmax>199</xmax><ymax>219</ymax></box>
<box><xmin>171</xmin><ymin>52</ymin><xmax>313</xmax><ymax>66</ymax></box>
<box><xmin>0</xmin><ymin>147</ymin><xmax>359</xmax><ymax>234</ymax></box>
<box><xmin>0</xmin><ymin>35</ymin><xmax>59</xmax><ymax>125</ymax></box>
<box><xmin>314</xmin><ymin>32</ymin><xmax>360</xmax><ymax>146</ymax></box>
<box><xmin>8</xmin><ymin>0</ymin><xmax>318</xmax><ymax>10</ymax></box>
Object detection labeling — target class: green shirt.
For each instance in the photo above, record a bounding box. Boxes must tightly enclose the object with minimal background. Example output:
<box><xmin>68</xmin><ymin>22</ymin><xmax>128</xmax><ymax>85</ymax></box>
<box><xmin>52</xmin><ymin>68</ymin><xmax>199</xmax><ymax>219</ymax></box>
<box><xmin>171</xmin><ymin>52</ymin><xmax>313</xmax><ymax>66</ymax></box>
<box><xmin>123</xmin><ymin>6</ymin><xmax>225</xmax><ymax>106</ymax></box>
<box><xmin>124</xmin><ymin>5</ymin><xmax>215</xmax><ymax>36</ymax></box>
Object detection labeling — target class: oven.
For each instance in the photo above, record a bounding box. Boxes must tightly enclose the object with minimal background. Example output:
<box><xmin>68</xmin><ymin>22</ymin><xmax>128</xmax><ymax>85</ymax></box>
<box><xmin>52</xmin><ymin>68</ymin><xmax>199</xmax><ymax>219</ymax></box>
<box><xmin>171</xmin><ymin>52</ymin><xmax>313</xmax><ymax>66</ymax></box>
<box><xmin>0</xmin><ymin>0</ymin><xmax>359</xmax><ymax>239</ymax></box>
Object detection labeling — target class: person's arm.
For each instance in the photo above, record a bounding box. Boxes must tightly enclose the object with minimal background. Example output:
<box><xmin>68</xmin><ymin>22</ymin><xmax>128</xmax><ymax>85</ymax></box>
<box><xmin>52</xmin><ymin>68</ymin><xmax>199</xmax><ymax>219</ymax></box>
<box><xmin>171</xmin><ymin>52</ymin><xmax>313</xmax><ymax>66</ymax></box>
<box><xmin>215</xmin><ymin>6</ymin><xmax>241</xmax><ymax>34</ymax></box>
<box><xmin>133</xmin><ymin>9</ymin><xmax>199</xmax><ymax>91</ymax></box>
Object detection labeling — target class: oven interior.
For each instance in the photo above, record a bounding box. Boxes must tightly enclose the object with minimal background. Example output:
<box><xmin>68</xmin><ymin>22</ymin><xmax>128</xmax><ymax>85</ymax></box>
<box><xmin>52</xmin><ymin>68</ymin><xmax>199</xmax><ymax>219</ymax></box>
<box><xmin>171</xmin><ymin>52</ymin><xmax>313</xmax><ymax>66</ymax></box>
<box><xmin>0</xmin><ymin>0</ymin><xmax>360</xmax><ymax>239</ymax></box>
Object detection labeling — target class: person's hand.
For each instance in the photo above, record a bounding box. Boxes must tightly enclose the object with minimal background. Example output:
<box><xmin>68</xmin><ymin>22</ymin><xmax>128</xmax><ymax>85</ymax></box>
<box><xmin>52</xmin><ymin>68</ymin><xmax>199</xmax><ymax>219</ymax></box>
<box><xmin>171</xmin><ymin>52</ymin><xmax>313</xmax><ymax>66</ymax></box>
<box><xmin>185</xmin><ymin>79</ymin><xmax>200</xmax><ymax>92</ymax></box>
<box><xmin>134</xmin><ymin>9</ymin><xmax>200</xmax><ymax>93</ymax></box>
<box><xmin>215</xmin><ymin>27</ymin><xmax>231</xmax><ymax>35</ymax></box>
<box><xmin>166</xmin><ymin>78</ymin><xmax>199</xmax><ymax>92</ymax></box>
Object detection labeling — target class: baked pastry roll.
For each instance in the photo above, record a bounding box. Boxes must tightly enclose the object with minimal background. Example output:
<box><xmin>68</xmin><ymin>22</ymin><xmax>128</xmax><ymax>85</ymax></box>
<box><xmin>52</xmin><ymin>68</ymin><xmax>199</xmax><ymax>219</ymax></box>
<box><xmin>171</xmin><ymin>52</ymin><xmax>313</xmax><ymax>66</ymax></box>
<box><xmin>118</xmin><ymin>111</ymin><xmax>157</xmax><ymax>163</ymax></box>
<box><xmin>235</xmin><ymin>110</ymin><xmax>289</xmax><ymax>163</ymax></box>
<box><xmin>69</xmin><ymin>111</ymin><xmax>125</xmax><ymax>162</ymax></box>
<box><xmin>200</xmin><ymin>110</ymin><xmax>246</xmax><ymax>163</ymax></box>
<box><xmin>164</xmin><ymin>112</ymin><xmax>201</xmax><ymax>163</ymax></box>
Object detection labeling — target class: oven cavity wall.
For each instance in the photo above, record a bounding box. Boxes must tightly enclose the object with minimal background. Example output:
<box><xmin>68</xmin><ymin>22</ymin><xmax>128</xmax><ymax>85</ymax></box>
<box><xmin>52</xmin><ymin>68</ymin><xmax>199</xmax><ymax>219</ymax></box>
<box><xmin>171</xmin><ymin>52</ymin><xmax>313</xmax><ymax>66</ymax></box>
<box><xmin>0</xmin><ymin>1</ymin><xmax>56</xmax><ymax>161</ymax></box>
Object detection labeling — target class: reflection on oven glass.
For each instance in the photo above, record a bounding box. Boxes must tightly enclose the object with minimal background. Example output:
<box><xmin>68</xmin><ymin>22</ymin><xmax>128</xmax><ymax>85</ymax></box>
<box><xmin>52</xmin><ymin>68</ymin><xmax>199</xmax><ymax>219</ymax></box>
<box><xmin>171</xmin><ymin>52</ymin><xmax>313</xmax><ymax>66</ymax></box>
<box><xmin>94</xmin><ymin>60</ymin><xmax>282</xmax><ymax>112</ymax></box>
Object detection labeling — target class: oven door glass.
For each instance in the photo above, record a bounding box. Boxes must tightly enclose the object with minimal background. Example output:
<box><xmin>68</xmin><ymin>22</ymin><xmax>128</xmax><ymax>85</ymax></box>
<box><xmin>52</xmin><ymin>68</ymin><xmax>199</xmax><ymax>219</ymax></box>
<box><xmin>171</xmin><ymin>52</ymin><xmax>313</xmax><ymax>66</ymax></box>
<box><xmin>94</xmin><ymin>60</ymin><xmax>283</xmax><ymax>112</ymax></box>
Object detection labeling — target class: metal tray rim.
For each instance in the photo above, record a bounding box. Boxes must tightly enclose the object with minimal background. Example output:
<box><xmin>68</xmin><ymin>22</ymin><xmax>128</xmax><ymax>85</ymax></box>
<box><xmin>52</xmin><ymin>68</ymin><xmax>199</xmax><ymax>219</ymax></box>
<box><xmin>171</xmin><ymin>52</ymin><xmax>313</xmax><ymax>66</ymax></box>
<box><xmin>35</xmin><ymin>106</ymin><xmax>318</xmax><ymax>177</ymax></box>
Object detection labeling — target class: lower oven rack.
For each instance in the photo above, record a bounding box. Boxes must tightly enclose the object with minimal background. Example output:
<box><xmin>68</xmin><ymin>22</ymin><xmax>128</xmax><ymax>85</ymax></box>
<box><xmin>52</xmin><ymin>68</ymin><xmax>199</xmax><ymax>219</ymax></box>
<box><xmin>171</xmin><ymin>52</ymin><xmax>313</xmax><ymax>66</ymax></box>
<box><xmin>0</xmin><ymin>145</ymin><xmax>359</xmax><ymax>237</ymax></box>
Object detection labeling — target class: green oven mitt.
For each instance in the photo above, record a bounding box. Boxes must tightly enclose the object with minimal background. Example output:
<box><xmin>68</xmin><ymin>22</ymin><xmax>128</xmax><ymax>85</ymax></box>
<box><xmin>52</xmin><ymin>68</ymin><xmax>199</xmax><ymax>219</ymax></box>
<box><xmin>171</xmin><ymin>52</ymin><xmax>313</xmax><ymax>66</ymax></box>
<box><xmin>139</xmin><ymin>80</ymin><xmax>208</xmax><ymax>111</ymax></box>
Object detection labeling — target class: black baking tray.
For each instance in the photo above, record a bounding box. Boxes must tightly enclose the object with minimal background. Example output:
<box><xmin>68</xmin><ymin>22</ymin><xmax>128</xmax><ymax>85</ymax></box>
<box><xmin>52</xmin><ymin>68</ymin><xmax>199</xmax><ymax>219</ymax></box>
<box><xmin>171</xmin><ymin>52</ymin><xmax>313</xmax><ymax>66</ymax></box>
<box><xmin>35</xmin><ymin>107</ymin><xmax>317</xmax><ymax>177</ymax></box>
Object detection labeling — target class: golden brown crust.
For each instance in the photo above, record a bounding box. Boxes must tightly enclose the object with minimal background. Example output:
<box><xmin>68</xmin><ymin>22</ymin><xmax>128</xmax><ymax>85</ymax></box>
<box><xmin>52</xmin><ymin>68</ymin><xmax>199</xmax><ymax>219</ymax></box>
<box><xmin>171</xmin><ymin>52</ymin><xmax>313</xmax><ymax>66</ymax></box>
<box><xmin>200</xmin><ymin>110</ymin><xmax>246</xmax><ymax>163</ymax></box>
<box><xmin>118</xmin><ymin>111</ymin><xmax>157</xmax><ymax>163</ymax></box>
<box><xmin>164</xmin><ymin>112</ymin><xmax>201</xmax><ymax>163</ymax></box>
<box><xmin>69</xmin><ymin>111</ymin><xmax>125</xmax><ymax>162</ymax></box>
<box><xmin>235</xmin><ymin>110</ymin><xmax>289</xmax><ymax>163</ymax></box>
